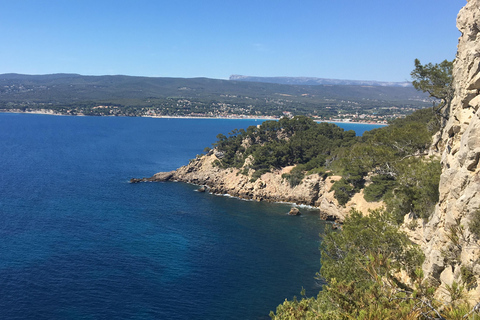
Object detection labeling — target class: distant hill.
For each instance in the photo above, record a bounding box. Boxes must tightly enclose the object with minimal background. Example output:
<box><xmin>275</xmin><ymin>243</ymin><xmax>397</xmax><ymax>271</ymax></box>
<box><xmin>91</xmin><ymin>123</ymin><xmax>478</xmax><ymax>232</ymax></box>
<box><xmin>0</xmin><ymin>73</ymin><xmax>422</xmax><ymax>102</ymax></box>
<box><xmin>229</xmin><ymin>75</ymin><xmax>412</xmax><ymax>87</ymax></box>
<box><xmin>0</xmin><ymin>73</ymin><xmax>430</xmax><ymax>119</ymax></box>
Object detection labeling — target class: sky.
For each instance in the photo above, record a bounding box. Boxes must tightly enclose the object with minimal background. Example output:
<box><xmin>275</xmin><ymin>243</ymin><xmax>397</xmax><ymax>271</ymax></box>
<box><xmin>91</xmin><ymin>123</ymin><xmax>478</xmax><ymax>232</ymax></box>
<box><xmin>0</xmin><ymin>0</ymin><xmax>466</xmax><ymax>82</ymax></box>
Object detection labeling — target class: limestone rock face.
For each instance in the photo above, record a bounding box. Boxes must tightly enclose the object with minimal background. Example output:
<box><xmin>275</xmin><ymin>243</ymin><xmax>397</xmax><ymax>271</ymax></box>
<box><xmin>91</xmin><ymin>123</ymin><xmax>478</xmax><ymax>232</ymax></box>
<box><xmin>418</xmin><ymin>0</ymin><xmax>480</xmax><ymax>301</ymax></box>
<box><xmin>143</xmin><ymin>152</ymin><xmax>382</xmax><ymax>221</ymax></box>
<box><xmin>170</xmin><ymin>152</ymin><xmax>336</xmax><ymax>210</ymax></box>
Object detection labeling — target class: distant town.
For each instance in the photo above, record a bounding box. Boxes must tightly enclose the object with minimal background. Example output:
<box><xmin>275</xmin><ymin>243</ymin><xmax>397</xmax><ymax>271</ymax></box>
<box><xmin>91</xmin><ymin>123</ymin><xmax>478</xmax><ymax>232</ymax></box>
<box><xmin>0</xmin><ymin>73</ymin><xmax>434</xmax><ymax>123</ymax></box>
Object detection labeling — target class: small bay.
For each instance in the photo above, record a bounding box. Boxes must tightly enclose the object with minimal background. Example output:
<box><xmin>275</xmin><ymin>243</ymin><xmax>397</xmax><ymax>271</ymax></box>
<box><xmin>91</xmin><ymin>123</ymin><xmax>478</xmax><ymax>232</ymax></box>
<box><xmin>0</xmin><ymin>113</ymin><xmax>381</xmax><ymax>319</ymax></box>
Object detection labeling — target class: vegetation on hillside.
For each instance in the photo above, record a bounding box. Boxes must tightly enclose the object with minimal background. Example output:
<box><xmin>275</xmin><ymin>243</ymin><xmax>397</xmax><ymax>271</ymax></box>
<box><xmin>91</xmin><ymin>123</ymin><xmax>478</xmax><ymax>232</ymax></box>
<box><xmin>323</xmin><ymin>59</ymin><xmax>451</xmax><ymax>217</ymax></box>
<box><xmin>270</xmin><ymin>209</ymin><xmax>475</xmax><ymax>320</ymax></box>
<box><xmin>331</xmin><ymin>107</ymin><xmax>441</xmax><ymax>221</ymax></box>
<box><xmin>212</xmin><ymin>116</ymin><xmax>357</xmax><ymax>181</ymax></box>
<box><xmin>0</xmin><ymin>73</ymin><xmax>431</xmax><ymax>121</ymax></box>
<box><xmin>268</xmin><ymin>58</ymin><xmax>479</xmax><ymax>319</ymax></box>
<box><xmin>210</xmin><ymin>107</ymin><xmax>442</xmax><ymax>221</ymax></box>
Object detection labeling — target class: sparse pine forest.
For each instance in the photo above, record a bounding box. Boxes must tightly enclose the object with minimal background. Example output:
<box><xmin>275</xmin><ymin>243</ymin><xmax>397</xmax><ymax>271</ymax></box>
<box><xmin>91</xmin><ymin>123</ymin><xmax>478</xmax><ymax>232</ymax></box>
<box><xmin>211</xmin><ymin>107</ymin><xmax>441</xmax><ymax>222</ymax></box>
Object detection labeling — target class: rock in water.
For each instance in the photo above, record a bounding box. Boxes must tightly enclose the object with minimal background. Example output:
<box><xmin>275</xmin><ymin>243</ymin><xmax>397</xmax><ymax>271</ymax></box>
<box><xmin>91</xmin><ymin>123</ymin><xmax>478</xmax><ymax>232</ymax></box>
<box><xmin>129</xmin><ymin>171</ymin><xmax>174</xmax><ymax>183</ymax></box>
<box><xmin>320</xmin><ymin>211</ymin><xmax>338</xmax><ymax>221</ymax></box>
<box><xmin>288</xmin><ymin>207</ymin><xmax>301</xmax><ymax>215</ymax></box>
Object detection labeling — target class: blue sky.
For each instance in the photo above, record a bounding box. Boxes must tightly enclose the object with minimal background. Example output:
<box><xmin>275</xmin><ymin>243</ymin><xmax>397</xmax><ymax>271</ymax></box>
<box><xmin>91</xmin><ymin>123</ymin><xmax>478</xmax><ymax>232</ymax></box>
<box><xmin>0</xmin><ymin>0</ymin><xmax>465</xmax><ymax>81</ymax></box>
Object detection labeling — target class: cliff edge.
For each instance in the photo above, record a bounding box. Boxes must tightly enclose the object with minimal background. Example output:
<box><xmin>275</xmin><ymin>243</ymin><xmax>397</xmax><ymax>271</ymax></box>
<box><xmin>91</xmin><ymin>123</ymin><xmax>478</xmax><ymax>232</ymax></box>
<box><xmin>408</xmin><ymin>0</ymin><xmax>480</xmax><ymax>302</ymax></box>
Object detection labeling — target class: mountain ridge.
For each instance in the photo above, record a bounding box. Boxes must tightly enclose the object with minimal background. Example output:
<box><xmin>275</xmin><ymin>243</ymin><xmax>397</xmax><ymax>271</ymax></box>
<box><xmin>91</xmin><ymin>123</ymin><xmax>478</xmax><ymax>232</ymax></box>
<box><xmin>0</xmin><ymin>73</ymin><xmax>430</xmax><ymax>120</ymax></box>
<box><xmin>230</xmin><ymin>74</ymin><xmax>412</xmax><ymax>87</ymax></box>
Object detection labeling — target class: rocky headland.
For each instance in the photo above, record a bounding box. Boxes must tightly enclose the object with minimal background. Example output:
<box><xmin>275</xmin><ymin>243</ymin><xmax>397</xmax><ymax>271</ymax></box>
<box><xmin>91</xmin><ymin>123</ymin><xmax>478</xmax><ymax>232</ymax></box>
<box><xmin>131</xmin><ymin>148</ymin><xmax>383</xmax><ymax>222</ymax></box>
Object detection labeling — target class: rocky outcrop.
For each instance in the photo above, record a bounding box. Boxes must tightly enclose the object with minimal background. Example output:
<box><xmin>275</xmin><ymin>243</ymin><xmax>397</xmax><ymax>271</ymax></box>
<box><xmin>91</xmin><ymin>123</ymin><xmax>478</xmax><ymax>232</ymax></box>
<box><xmin>410</xmin><ymin>0</ymin><xmax>480</xmax><ymax>302</ymax></box>
<box><xmin>134</xmin><ymin>152</ymin><xmax>383</xmax><ymax>222</ymax></box>
<box><xmin>130</xmin><ymin>171</ymin><xmax>174</xmax><ymax>183</ymax></box>
<box><xmin>288</xmin><ymin>207</ymin><xmax>301</xmax><ymax>216</ymax></box>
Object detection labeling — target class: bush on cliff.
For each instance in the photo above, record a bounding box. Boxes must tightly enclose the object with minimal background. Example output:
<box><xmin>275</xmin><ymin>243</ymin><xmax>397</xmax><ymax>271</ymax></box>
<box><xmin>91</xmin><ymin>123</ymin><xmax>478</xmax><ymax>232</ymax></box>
<box><xmin>320</xmin><ymin>209</ymin><xmax>424</xmax><ymax>286</ymax></box>
<box><xmin>385</xmin><ymin>157</ymin><xmax>441</xmax><ymax>222</ymax></box>
<box><xmin>270</xmin><ymin>209</ymin><xmax>425</xmax><ymax>319</ymax></box>
<box><xmin>270</xmin><ymin>209</ymin><xmax>474</xmax><ymax>320</ymax></box>
<box><xmin>282</xmin><ymin>170</ymin><xmax>305</xmax><ymax>187</ymax></box>
<box><xmin>467</xmin><ymin>210</ymin><xmax>480</xmax><ymax>239</ymax></box>
<box><xmin>330</xmin><ymin>178</ymin><xmax>355</xmax><ymax>206</ymax></box>
<box><xmin>331</xmin><ymin>108</ymin><xmax>441</xmax><ymax>218</ymax></box>
<box><xmin>363</xmin><ymin>174</ymin><xmax>396</xmax><ymax>202</ymax></box>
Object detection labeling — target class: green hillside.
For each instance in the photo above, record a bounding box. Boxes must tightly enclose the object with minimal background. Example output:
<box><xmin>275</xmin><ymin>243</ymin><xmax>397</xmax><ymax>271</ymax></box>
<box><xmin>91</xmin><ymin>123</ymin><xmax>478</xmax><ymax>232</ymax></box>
<box><xmin>0</xmin><ymin>73</ymin><xmax>431</xmax><ymax>120</ymax></box>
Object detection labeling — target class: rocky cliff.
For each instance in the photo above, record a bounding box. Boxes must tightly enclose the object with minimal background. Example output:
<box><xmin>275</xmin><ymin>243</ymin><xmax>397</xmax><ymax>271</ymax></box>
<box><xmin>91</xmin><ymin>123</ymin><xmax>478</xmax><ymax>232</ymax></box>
<box><xmin>407</xmin><ymin>0</ymin><xmax>480</xmax><ymax>302</ymax></box>
<box><xmin>132</xmin><ymin>150</ymin><xmax>382</xmax><ymax>221</ymax></box>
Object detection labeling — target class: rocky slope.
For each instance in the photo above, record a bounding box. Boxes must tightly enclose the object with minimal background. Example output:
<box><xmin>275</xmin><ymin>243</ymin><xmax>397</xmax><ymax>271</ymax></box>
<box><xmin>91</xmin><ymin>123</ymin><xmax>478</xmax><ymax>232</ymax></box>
<box><xmin>406</xmin><ymin>0</ymin><xmax>480</xmax><ymax>302</ymax></box>
<box><xmin>132</xmin><ymin>150</ymin><xmax>382</xmax><ymax>221</ymax></box>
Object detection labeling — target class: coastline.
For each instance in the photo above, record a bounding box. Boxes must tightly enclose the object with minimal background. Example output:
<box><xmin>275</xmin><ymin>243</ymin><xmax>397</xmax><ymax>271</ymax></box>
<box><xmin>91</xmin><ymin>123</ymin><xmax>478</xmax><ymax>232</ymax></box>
<box><xmin>131</xmin><ymin>151</ymin><xmax>384</xmax><ymax>222</ymax></box>
<box><xmin>315</xmin><ymin>120</ymin><xmax>387</xmax><ymax>126</ymax></box>
<box><xmin>0</xmin><ymin>109</ymin><xmax>388</xmax><ymax>125</ymax></box>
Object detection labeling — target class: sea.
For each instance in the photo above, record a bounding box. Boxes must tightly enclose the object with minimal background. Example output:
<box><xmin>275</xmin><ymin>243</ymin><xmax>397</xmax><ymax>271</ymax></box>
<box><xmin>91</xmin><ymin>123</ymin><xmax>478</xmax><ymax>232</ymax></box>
<box><xmin>0</xmin><ymin>113</ymin><xmax>384</xmax><ymax>320</ymax></box>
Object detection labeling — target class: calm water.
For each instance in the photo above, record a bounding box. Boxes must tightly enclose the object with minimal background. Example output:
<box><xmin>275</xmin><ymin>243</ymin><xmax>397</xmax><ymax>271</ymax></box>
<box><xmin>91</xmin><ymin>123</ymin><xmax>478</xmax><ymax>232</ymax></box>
<box><xmin>0</xmin><ymin>114</ymin><xmax>381</xmax><ymax>319</ymax></box>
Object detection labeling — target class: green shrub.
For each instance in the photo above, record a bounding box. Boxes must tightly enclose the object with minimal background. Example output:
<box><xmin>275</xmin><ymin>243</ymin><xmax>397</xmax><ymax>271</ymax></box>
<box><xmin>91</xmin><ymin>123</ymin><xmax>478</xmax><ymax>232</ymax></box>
<box><xmin>282</xmin><ymin>170</ymin><xmax>305</xmax><ymax>187</ymax></box>
<box><xmin>320</xmin><ymin>209</ymin><xmax>424</xmax><ymax>283</ymax></box>
<box><xmin>384</xmin><ymin>158</ymin><xmax>441</xmax><ymax>222</ymax></box>
<box><xmin>460</xmin><ymin>265</ymin><xmax>476</xmax><ymax>290</ymax></box>
<box><xmin>307</xmin><ymin>167</ymin><xmax>326</xmax><ymax>176</ymax></box>
<box><xmin>331</xmin><ymin>178</ymin><xmax>355</xmax><ymax>206</ymax></box>
<box><xmin>364</xmin><ymin>174</ymin><xmax>395</xmax><ymax>202</ymax></box>
<box><xmin>468</xmin><ymin>210</ymin><xmax>480</xmax><ymax>238</ymax></box>
<box><xmin>271</xmin><ymin>209</ymin><xmax>432</xmax><ymax>319</ymax></box>
<box><xmin>250</xmin><ymin>168</ymin><xmax>270</xmax><ymax>182</ymax></box>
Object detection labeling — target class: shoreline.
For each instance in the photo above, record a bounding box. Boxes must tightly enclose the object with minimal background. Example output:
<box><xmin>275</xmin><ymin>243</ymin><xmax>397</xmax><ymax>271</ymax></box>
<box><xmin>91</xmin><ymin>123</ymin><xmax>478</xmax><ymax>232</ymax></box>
<box><xmin>0</xmin><ymin>109</ymin><xmax>388</xmax><ymax>125</ymax></box>
<box><xmin>131</xmin><ymin>152</ymin><xmax>363</xmax><ymax>222</ymax></box>
<box><xmin>180</xmin><ymin>179</ymin><xmax>323</xmax><ymax>212</ymax></box>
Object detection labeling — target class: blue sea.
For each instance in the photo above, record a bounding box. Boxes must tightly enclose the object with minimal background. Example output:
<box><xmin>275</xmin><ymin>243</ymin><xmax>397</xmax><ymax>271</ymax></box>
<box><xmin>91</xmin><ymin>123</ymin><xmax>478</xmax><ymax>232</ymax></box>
<box><xmin>0</xmin><ymin>113</ymin><xmax>383</xmax><ymax>320</ymax></box>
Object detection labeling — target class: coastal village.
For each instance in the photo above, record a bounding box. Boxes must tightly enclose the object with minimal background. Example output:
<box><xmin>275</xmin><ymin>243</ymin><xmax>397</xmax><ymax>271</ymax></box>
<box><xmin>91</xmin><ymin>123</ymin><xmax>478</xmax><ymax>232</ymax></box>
<box><xmin>5</xmin><ymin>102</ymin><xmax>418</xmax><ymax>125</ymax></box>
<box><xmin>1</xmin><ymin>74</ymin><xmax>432</xmax><ymax>123</ymax></box>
